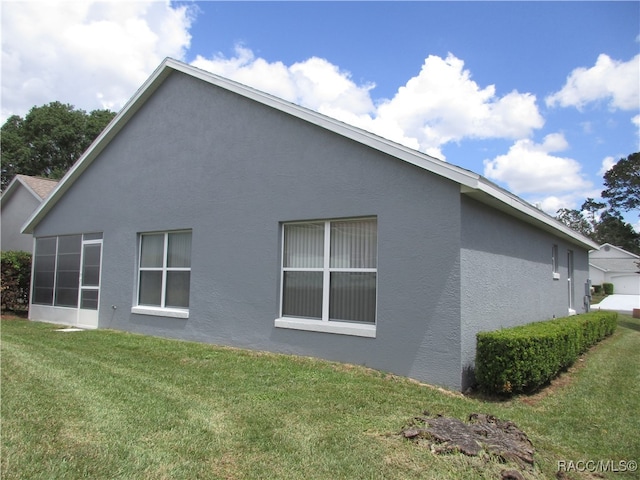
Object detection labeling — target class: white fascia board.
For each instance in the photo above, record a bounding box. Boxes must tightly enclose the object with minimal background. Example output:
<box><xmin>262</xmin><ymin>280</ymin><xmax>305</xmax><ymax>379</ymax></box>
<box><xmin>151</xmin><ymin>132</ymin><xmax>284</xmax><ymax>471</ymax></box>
<box><xmin>21</xmin><ymin>61</ymin><xmax>174</xmax><ymax>234</ymax></box>
<box><xmin>464</xmin><ymin>178</ymin><xmax>600</xmax><ymax>250</ymax></box>
<box><xmin>19</xmin><ymin>58</ymin><xmax>479</xmax><ymax>234</ymax></box>
<box><xmin>164</xmin><ymin>61</ymin><xmax>611</xmax><ymax>250</ymax></box>
<box><xmin>596</xmin><ymin>243</ymin><xmax>640</xmax><ymax>259</ymax></box>
<box><xmin>16</xmin><ymin>177</ymin><xmax>44</xmax><ymax>202</ymax></box>
<box><xmin>1</xmin><ymin>178</ymin><xmax>22</xmax><ymax>204</ymax></box>
<box><xmin>19</xmin><ymin>182</ymin><xmax>47</xmax><ymax>202</ymax></box>
<box><xmin>589</xmin><ymin>263</ymin><xmax>609</xmax><ymax>273</ymax></box>
<box><xmin>1</xmin><ymin>176</ymin><xmax>42</xmax><ymax>205</ymax></box>
<box><xmin>168</xmin><ymin>60</ymin><xmax>481</xmax><ymax>188</ymax></box>
<box><xmin>19</xmin><ymin>57</ymin><xmax>601</xmax><ymax>252</ymax></box>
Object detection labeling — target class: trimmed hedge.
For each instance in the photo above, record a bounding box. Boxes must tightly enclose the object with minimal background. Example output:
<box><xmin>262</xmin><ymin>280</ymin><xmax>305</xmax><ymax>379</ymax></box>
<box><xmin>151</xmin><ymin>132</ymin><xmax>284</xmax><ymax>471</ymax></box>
<box><xmin>603</xmin><ymin>282</ymin><xmax>614</xmax><ymax>295</ymax></box>
<box><xmin>1</xmin><ymin>250</ymin><xmax>32</xmax><ymax>313</ymax></box>
<box><xmin>475</xmin><ymin>311</ymin><xmax>617</xmax><ymax>395</ymax></box>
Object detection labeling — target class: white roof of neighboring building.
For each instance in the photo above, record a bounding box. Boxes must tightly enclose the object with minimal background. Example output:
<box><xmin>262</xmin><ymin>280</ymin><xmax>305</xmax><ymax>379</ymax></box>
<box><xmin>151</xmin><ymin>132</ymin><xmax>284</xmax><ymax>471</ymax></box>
<box><xmin>21</xmin><ymin>58</ymin><xmax>600</xmax><ymax>250</ymax></box>
<box><xmin>589</xmin><ymin>243</ymin><xmax>640</xmax><ymax>273</ymax></box>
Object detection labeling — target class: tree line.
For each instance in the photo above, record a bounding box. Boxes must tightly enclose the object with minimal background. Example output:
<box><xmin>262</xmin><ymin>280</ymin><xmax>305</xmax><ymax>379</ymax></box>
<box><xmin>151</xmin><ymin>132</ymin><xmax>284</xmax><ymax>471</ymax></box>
<box><xmin>1</xmin><ymin>101</ymin><xmax>116</xmax><ymax>190</ymax></box>
<box><xmin>556</xmin><ymin>152</ymin><xmax>639</xmax><ymax>254</ymax></box>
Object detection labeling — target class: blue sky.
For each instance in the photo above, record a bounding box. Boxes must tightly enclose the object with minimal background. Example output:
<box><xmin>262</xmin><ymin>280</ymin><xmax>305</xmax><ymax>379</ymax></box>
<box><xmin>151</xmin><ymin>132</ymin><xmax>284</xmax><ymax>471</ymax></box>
<box><xmin>2</xmin><ymin>1</ymin><xmax>639</xmax><ymax>226</ymax></box>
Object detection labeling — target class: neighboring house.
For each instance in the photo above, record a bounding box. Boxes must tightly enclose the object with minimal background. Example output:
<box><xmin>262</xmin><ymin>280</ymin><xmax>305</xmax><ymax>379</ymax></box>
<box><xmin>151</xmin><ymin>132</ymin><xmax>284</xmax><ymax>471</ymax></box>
<box><xmin>21</xmin><ymin>58</ymin><xmax>598</xmax><ymax>391</ymax></box>
<box><xmin>1</xmin><ymin>175</ymin><xmax>58</xmax><ymax>252</ymax></box>
<box><xmin>589</xmin><ymin>243</ymin><xmax>640</xmax><ymax>295</ymax></box>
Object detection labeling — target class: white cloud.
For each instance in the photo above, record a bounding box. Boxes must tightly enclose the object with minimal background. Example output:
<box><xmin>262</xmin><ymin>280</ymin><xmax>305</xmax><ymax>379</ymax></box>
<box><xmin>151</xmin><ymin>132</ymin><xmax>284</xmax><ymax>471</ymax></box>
<box><xmin>191</xmin><ymin>46</ymin><xmax>376</xmax><ymax>117</ymax></box>
<box><xmin>483</xmin><ymin>133</ymin><xmax>593</xmax><ymax>197</ymax></box>
<box><xmin>2</xmin><ymin>4</ymin><xmax>547</xmax><ymax>159</ymax></box>
<box><xmin>192</xmin><ymin>50</ymin><xmax>545</xmax><ymax>159</ymax></box>
<box><xmin>360</xmin><ymin>54</ymin><xmax>544</xmax><ymax>156</ymax></box>
<box><xmin>534</xmin><ymin>194</ymin><xmax>584</xmax><ymax>216</ymax></box>
<box><xmin>1</xmin><ymin>1</ymin><xmax>195</xmax><ymax>120</ymax></box>
<box><xmin>597</xmin><ymin>156</ymin><xmax>616</xmax><ymax>177</ymax></box>
<box><xmin>546</xmin><ymin>54</ymin><xmax>640</xmax><ymax>111</ymax></box>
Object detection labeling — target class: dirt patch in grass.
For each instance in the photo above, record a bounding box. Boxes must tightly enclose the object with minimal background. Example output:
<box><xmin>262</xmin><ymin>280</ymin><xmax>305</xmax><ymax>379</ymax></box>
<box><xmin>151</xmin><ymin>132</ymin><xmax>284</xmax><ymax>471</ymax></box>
<box><xmin>401</xmin><ymin>413</ymin><xmax>534</xmax><ymax>466</ymax></box>
<box><xmin>1</xmin><ymin>312</ymin><xmax>28</xmax><ymax>319</ymax></box>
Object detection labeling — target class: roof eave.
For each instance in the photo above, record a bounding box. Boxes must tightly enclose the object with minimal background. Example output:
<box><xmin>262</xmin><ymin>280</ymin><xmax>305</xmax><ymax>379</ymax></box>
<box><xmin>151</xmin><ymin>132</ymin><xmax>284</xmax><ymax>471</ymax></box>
<box><xmin>166</xmin><ymin>59</ymin><xmax>481</xmax><ymax>188</ymax></box>
<box><xmin>1</xmin><ymin>175</ymin><xmax>43</xmax><ymax>205</ymax></box>
<box><xmin>22</xmin><ymin>58</ymin><xmax>481</xmax><ymax>233</ymax></box>
<box><xmin>21</xmin><ymin>57</ymin><xmax>601</xmax><ymax>252</ymax></box>
<box><xmin>593</xmin><ymin>243</ymin><xmax>640</xmax><ymax>259</ymax></box>
<box><xmin>588</xmin><ymin>263</ymin><xmax>608</xmax><ymax>272</ymax></box>
<box><xmin>461</xmin><ymin>181</ymin><xmax>600</xmax><ymax>250</ymax></box>
<box><xmin>22</xmin><ymin>60</ymin><xmax>174</xmax><ymax>234</ymax></box>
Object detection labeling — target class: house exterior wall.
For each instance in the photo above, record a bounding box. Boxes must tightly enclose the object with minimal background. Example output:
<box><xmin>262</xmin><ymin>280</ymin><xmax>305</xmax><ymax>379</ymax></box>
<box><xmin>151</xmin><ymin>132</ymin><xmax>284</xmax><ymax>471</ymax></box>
<box><xmin>30</xmin><ymin>71</ymin><xmax>465</xmax><ymax>388</ymax></box>
<box><xmin>590</xmin><ymin>245</ymin><xmax>635</xmax><ymax>261</ymax></box>
<box><xmin>589</xmin><ymin>245</ymin><xmax>640</xmax><ymax>294</ymax></box>
<box><xmin>459</xmin><ymin>197</ymin><xmax>590</xmax><ymax>389</ymax></box>
<box><xmin>1</xmin><ymin>186</ymin><xmax>39</xmax><ymax>252</ymax></box>
<box><xmin>589</xmin><ymin>244</ymin><xmax>640</xmax><ymax>295</ymax></box>
<box><xmin>589</xmin><ymin>267</ymin><xmax>605</xmax><ymax>286</ymax></box>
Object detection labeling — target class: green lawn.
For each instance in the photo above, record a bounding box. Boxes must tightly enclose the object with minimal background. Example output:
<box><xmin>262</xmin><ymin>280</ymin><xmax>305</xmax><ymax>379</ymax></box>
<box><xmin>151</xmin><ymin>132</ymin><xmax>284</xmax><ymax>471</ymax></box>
<box><xmin>590</xmin><ymin>291</ymin><xmax>609</xmax><ymax>305</ymax></box>
<box><xmin>2</xmin><ymin>314</ymin><xmax>638</xmax><ymax>480</ymax></box>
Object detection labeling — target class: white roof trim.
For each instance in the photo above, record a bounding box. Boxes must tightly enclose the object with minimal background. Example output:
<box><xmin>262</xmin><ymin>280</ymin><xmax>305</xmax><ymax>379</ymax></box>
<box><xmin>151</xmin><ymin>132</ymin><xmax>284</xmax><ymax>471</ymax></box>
<box><xmin>21</xmin><ymin>58</ymin><xmax>599</xmax><ymax>250</ymax></box>
<box><xmin>588</xmin><ymin>263</ymin><xmax>608</xmax><ymax>273</ymax></box>
<box><xmin>591</xmin><ymin>243</ymin><xmax>640</xmax><ymax>258</ymax></box>
<box><xmin>1</xmin><ymin>175</ymin><xmax>44</xmax><ymax>204</ymax></box>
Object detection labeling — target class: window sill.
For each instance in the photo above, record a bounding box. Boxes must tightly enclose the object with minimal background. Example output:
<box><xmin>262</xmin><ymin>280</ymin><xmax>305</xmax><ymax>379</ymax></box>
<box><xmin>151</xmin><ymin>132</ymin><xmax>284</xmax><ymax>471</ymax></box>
<box><xmin>131</xmin><ymin>306</ymin><xmax>189</xmax><ymax>319</ymax></box>
<box><xmin>274</xmin><ymin>317</ymin><xmax>376</xmax><ymax>338</ymax></box>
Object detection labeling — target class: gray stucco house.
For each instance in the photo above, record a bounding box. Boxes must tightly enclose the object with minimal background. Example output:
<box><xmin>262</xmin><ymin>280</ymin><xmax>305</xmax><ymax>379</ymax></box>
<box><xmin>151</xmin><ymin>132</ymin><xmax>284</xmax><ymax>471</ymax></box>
<box><xmin>1</xmin><ymin>174</ymin><xmax>58</xmax><ymax>252</ymax></box>
<box><xmin>22</xmin><ymin>58</ymin><xmax>598</xmax><ymax>390</ymax></box>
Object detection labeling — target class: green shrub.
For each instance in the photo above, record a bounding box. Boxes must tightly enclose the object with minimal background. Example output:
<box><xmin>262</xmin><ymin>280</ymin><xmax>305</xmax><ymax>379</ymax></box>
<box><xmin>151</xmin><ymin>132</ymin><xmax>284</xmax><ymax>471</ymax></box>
<box><xmin>475</xmin><ymin>311</ymin><xmax>617</xmax><ymax>395</ymax></box>
<box><xmin>1</xmin><ymin>250</ymin><xmax>32</xmax><ymax>313</ymax></box>
<box><xmin>592</xmin><ymin>284</ymin><xmax>602</xmax><ymax>294</ymax></box>
<box><xmin>603</xmin><ymin>283</ymin><xmax>614</xmax><ymax>295</ymax></box>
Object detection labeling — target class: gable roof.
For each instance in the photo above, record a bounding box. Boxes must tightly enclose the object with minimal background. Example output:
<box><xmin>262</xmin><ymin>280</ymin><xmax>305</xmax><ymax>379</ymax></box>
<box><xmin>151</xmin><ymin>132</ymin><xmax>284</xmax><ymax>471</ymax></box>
<box><xmin>590</xmin><ymin>243</ymin><xmax>640</xmax><ymax>259</ymax></box>
<box><xmin>589</xmin><ymin>243</ymin><xmax>640</xmax><ymax>273</ymax></box>
<box><xmin>1</xmin><ymin>174</ymin><xmax>58</xmax><ymax>204</ymax></box>
<box><xmin>21</xmin><ymin>58</ymin><xmax>599</xmax><ymax>250</ymax></box>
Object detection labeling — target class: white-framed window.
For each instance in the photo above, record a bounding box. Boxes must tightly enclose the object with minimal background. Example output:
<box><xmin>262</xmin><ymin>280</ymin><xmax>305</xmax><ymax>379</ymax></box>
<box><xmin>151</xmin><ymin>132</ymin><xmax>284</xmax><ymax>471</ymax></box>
<box><xmin>552</xmin><ymin>244</ymin><xmax>560</xmax><ymax>279</ymax></box>
<box><xmin>133</xmin><ymin>230</ymin><xmax>192</xmax><ymax>318</ymax></box>
<box><xmin>276</xmin><ymin>217</ymin><xmax>377</xmax><ymax>337</ymax></box>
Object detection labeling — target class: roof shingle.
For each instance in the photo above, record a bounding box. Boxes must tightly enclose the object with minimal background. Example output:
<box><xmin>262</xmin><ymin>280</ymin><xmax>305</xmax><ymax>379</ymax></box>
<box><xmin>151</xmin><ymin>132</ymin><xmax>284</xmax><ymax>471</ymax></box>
<box><xmin>16</xmin><ymin>175</ymin><xmax>58</xmax><ymax>200</ymax></box>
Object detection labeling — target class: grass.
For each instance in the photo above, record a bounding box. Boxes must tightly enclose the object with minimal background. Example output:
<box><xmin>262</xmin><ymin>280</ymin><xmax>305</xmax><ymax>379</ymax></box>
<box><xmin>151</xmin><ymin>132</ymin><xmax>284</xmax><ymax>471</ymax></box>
<box><xmin>2</xmin><ymin>314</ymin><xmax>639</xmax><ymax>480</ymax></box>
<box><xmin>590</xmin><ymin>291</ymin><xmax>609</xmax><ymax>305</ymax></box>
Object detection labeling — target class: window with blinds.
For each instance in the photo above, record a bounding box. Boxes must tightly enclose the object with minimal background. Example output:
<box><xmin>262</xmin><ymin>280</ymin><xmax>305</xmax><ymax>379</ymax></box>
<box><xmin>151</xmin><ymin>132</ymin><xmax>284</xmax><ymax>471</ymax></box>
<box><xmin>281</xmin><ymin>218</ymin><xmax>377</xmax><ymax>324</ymax></box>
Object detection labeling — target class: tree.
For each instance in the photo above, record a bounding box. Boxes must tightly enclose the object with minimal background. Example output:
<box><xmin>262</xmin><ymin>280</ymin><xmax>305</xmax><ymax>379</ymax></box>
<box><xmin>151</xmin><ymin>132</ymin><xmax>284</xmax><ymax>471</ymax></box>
<box><xmin>556</xmin><ymin>207</ymin><xmax>592</xmax><ymax>237</ymax></box>
<box><xmin>555</xmin><ymin>153</ymin><xmax>640</xmax><ymax>255</ymax></box>
<box><xmin>580</xmin><ymin>198</ymin><xmax>607</xmax><ymax>231</ymax></box>
<box><xmin>592</xmin><ymin>211</ymin><xmax>640</xmax><ymax>253</ymax></box>
<box><xmin>1</xmin><ymin>102</ymin><xmax>116</xmax><ymax>190</ymax></box>
<box><xmin>602</xmin><ymin>152</ymin><xmax>640</xmax><ymax>215</ymax></box>
<box><xmin>556</xmin><ymin>199</ymin><xmax>606</xmax><ymax>238</ymax></box>
<box><xmin>556</xmin><ymin>206</ymin><xmax>640</xmax><ymax>254</ymax></box>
